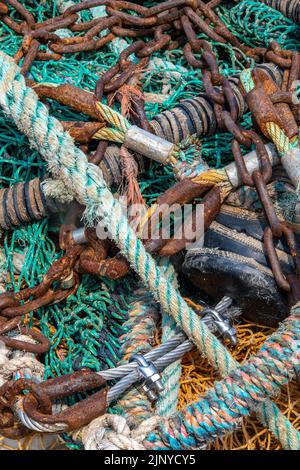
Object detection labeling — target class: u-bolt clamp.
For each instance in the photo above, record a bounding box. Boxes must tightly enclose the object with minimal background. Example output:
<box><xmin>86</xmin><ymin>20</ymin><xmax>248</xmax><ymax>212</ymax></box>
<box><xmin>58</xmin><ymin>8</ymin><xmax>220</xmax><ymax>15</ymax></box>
<box><xmin>130</xmin><ymin>354</ymin><xmax>164</xmax><ymax>401</ymax></box>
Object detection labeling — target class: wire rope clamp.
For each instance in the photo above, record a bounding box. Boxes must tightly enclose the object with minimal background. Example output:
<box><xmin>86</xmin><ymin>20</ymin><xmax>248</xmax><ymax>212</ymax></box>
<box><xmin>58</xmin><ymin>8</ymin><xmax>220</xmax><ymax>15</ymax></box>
<box><xmin>130</xmin><ymin>354</ymin><xmax>164</xmax><ymax>401</ymax></box>
<box><xmin>201</xmin><ymin>307</ymin><xmax>237</xmax><ymax>345</ymax></box>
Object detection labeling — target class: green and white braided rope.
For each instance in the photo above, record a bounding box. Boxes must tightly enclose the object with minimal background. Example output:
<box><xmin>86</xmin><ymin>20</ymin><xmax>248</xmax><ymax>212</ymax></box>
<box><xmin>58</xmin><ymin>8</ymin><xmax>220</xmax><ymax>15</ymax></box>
<box><xmin>55</xmin><ymin>0</ymin><xmax>185</xmax><ymax>416</ymax></box>
<box><xmin>156</xmin><ymin>259</ymin><xmax>182</xmax><ymax>418</ymax></box>
<box><xmin>0</xmin><ymin>52</ymin><xmax>299</xmax><ymax>449</ymax></box>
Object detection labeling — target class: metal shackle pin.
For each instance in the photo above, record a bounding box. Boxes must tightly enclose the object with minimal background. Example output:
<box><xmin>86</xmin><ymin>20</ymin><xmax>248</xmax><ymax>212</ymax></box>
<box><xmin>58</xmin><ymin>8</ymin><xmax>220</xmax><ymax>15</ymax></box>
<box><xmin>281</xmin><ymin>147</ymin><xmax>300</xmax><ymax>189</ymax></box>
<box><xmin>71</xmin><ymin>227</ymin><xmax>89</xmax><ymax>245</ymax></box>
<box><xmin>130</xmin><ymin>353</ymin><xmax>164</xmax><ymax>401</ymax></box>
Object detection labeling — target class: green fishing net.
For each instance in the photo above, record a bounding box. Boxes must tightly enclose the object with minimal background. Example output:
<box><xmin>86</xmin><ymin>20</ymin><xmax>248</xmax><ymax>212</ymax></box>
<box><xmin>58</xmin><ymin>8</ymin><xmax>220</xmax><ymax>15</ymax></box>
<box><xmin>0</xmin><ymin>0</ymin><xmax>299</xmax><ymax>449</ymax></box>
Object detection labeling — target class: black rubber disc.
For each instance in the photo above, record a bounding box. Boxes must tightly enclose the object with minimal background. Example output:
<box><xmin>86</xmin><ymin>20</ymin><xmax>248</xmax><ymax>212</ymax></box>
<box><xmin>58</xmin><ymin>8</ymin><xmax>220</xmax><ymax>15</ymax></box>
<box><xmin>182</xmin><ymin>248</ymin><xmax>289</xmax><ymax>327</ymax></box>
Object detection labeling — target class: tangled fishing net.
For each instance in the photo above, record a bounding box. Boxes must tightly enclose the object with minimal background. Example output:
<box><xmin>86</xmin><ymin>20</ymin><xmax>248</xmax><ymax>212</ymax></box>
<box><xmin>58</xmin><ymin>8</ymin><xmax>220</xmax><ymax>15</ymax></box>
<box><xmin>0</xmin><ymin>0</ymin><xmax>299</xmax><ymax>451</ymax></box>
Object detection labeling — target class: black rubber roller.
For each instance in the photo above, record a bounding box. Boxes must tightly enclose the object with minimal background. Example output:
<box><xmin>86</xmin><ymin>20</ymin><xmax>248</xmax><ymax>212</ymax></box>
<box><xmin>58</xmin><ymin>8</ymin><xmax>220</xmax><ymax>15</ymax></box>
<box><xmin>149</xmin><ymin>63</ymin><xmax>281</xmax><ymax>144</ymax></box>
<box><xmin>182</xmin><ymin>247</ymin><xmax>289</xmax><ymax>326</ymax></box>
<box><xmin>257</xmin><ymin>0</ymin><xmax>300</xmax><ymax>24</ymax></box>
<box><xmin>181</xmin><ymin>205</ymin><xmax>298</xmax><ymax>326</ymax></box>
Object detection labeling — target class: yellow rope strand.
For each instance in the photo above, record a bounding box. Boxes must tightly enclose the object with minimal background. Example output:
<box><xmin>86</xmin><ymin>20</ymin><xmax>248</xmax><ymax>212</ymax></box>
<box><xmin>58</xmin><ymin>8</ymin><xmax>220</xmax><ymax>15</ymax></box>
<box><xmin>95</xmin><ymin>101</ymin><xmax>131</xmax><ymax>133</ymax></box>
<box><xmin>191</xmin><ymin>169</ymin><xmax>229</xmax><ymax>186</ymax></box>
<box><xmin>93</xmin><ymin>127</ymin><xmax>125</xmax><ymax>143</ymax></box>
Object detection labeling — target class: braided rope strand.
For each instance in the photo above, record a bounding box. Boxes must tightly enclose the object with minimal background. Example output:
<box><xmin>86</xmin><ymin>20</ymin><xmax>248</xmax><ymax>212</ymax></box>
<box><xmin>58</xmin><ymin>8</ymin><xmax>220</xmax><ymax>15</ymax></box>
<box><xmin>145</xmin><ymin>304</ymin><xmax>300</xmax><ymax>449</ymax></box>
<box><xmin>115</xmin><ymin>291</ymin><xmax>158</xmax><ymax>426</ymax></box>
<box><xmin>155</xmin><ymin>259</ymin><xmax>182</xmax><ymax>417</ymax></box>
<box><xmin>0</xmin><ymin>52</ymin><xmax>299</xmax><ymax>449</ymax></box>
<box><xmin>253</xmin><ymin>0</ymin><xmax>300</xmax><ymax>24</ymax></box>
<box><xmin>95</xmin><ymin>102</ymin><xmax>132</xmax><ymax>133</ymax></box>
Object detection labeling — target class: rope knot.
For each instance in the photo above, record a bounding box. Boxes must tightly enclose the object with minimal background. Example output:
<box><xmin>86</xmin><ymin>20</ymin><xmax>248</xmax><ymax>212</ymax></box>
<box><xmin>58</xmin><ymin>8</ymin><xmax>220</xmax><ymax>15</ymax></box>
<box><xmin>82</xmin><ymin>414</ymin><xmax>160</xmax><ymax>450</ymax></box>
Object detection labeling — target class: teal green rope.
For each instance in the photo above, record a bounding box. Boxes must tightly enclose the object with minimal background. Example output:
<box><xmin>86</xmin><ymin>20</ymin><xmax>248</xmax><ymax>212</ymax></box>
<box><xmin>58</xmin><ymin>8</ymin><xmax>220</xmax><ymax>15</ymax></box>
<box><xmin>145</xmin><ymin>304</ymin><xmax>300</xmax><ymax>450</ymax></box>
<box><xmin>0</xmin><ymin>51</ymin><xmax>298</xmax><ymax>451</ymax></box>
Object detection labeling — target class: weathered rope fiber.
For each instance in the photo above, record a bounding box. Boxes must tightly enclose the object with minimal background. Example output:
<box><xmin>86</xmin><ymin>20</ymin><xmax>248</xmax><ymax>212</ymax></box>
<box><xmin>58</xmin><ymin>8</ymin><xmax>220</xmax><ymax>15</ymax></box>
<box><xmin>0</xmin><ymin>52</ymin><xmax>298</xmax><ymax>449</ymax></box>
<box><xmin>155</xmin><ymin>259</ymin><xmax>182</xmax><ymax>418</ymax></box>
<box><xmin>144</xmin><ymin>303</ymin><xmax>300</xmax><ymax>449</ymax></box>
<box><xmin>114</xmin><ymin>290</ymin><xmax>159</xmax><ymax>427</ymax></box>
<box><xmin>0</xmin><ymin>334</ymin><xmax>44</xmax><ymax>386</ymax></box>
<box><xmin>82</xmin><ymin>414</ymin><xmax>160</xmax><ymax>450</ymax></box>
<box><xmin>83</xmin><ymin>303</ymin><xmax>300</xmax><ymax>450</ymax></box>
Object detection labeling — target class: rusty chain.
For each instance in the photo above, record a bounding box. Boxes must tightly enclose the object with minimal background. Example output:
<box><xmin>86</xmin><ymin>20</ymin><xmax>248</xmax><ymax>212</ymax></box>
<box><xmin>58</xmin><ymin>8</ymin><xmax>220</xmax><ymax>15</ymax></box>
<box><xmin>1</xmin><ymin>0</ymin><xmax>295</xmax><ymax>75</ymax></box>
<box><xmin>0</xmin><ymin>0</ymin><xmax>300</xmax><ymax>433</ymax></box>
<box><xmin>0</xmin><ymin>0</ymin><xmax>299</xmax><ymax>297</ymax></box>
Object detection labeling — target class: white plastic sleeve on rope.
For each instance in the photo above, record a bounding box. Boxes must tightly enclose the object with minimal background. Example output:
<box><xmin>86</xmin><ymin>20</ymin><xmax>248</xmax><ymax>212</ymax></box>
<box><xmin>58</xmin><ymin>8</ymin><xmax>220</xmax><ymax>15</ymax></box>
<box><xmin>281</xmin><ymin>147</ymin><xmax>300</xmax><ymax>189</ymax></box>
<box><xmin>124</xmin><ymin>125</ymin><xmax>175</xmax><ymax>164</ymax></box>
<box><xmin>225</xmin><ymin>143</ymin><xmax>280</xmax><ymax>188</ymax></box>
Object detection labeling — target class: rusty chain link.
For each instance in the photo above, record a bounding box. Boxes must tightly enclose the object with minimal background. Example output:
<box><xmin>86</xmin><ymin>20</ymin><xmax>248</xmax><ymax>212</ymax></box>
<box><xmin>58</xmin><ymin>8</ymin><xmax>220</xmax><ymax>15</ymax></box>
<box><xmin>141</xmin><ymin>12</ymin><xmax>299</xmax><ymax>280</ymax></box>
<box><xmin>0</xmin><ymin>0</ymin><xmax>300</xmax><ymax>434</ymax></box>
<box><xmin>3</xmin><ymin>0</ymin><xmax>299</xmax><ymax>288</ymax></box>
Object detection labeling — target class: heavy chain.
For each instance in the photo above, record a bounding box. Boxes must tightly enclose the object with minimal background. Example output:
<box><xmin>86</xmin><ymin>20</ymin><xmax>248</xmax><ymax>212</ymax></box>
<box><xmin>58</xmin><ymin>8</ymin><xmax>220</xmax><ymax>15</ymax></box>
<box><xmin>183</xmin><ymin>15</ymin><xmax>300</xmax><ymax>298</ymax></box>
<box><xmin>0</xmin><ymin>0</ymin><xmax>300</xmax><ymax>435</ymax></box>
<box><xmin>1</xmin><ymin>0</ymin><xmax>299</xmax><ymax>298</ymax></box>
<box><xmin>1</xmin><ymin>0</ymin><xmax>296</xmax><ymax>74</ymax></box>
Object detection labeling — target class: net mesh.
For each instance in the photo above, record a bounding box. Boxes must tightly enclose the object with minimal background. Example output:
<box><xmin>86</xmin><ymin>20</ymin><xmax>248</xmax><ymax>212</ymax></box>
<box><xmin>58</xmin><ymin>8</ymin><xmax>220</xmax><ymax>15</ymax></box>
<box><xmin>0</xmin><ymin>0</ymin><xmax>299</xmax><ymax>450</ymax></box>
